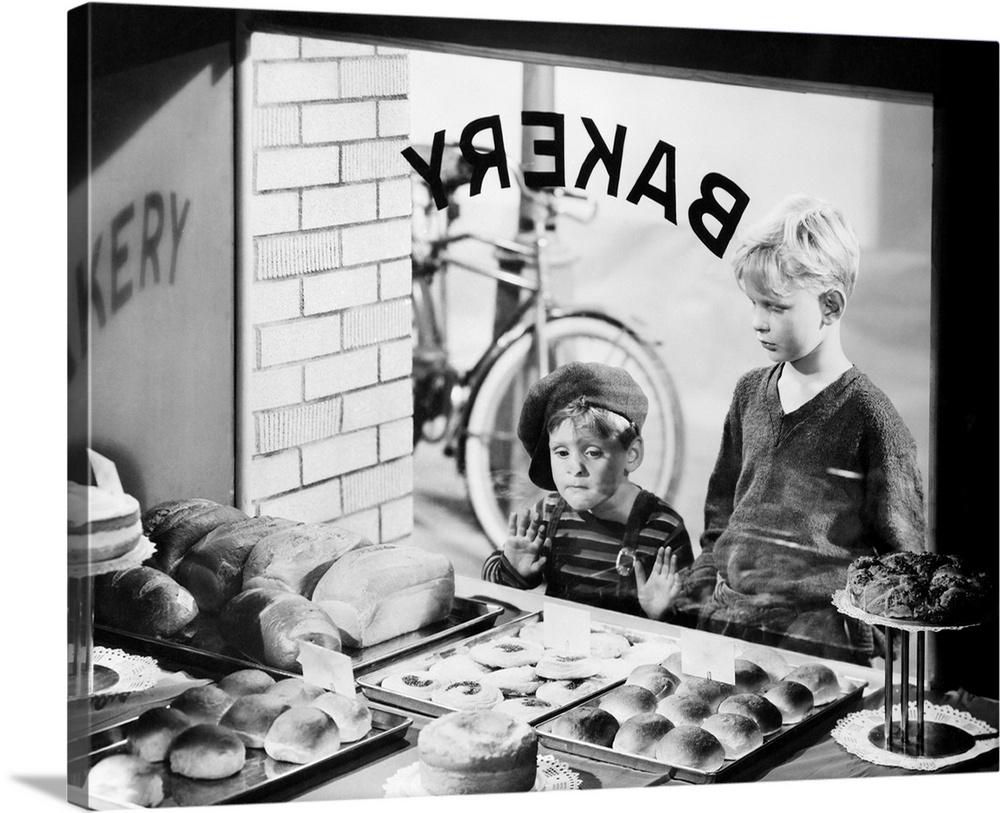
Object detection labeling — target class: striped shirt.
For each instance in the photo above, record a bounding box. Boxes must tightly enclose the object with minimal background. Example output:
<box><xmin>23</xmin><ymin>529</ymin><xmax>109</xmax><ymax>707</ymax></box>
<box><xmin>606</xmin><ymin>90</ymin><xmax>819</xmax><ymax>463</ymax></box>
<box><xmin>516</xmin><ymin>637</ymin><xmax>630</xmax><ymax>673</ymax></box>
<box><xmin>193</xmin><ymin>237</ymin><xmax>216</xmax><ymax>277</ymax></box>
<box><xmin>482</xmin><ymin>488</ymin><xmax>693</xmax><ymax>618</ymax></box>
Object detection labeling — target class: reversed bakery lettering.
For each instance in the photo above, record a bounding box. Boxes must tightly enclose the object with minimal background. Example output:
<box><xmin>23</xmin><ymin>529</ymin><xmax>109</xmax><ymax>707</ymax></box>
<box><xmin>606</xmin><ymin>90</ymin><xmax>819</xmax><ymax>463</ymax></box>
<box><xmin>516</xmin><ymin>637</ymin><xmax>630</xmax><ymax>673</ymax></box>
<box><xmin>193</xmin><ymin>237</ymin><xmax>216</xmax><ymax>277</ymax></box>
<box><xmin>402</xmin><ymin>112</ymin><xmax>750</xmax><ymax>259</ymax></box>
<box><xmin>68</xmin><ymin>191</ymin><xmax>192</xmax><ymax>381</ymax></box>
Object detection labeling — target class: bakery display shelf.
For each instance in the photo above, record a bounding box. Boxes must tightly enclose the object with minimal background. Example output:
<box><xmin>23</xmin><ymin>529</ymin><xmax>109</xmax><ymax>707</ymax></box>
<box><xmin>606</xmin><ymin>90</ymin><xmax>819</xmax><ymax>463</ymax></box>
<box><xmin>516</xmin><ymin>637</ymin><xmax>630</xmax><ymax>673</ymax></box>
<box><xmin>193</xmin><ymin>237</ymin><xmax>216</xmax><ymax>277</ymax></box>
<box><xmin>70</xmin><ymin>704</ymin><xmax>413</xmax><ymax>808</ymax></box>
<box><xmin>358</xmin><ymin>610</ymin><xmax>679</xmax><ymax>726</ymax></box>
<box><xmin>535</xmin><ymin>673</ymin><xmax>868</xmax><ymax>784</ymax></box>
<box><xmin>95</xmin><ymin>595</ymin><xmax>505</xmax><ymax>680</ymax></box>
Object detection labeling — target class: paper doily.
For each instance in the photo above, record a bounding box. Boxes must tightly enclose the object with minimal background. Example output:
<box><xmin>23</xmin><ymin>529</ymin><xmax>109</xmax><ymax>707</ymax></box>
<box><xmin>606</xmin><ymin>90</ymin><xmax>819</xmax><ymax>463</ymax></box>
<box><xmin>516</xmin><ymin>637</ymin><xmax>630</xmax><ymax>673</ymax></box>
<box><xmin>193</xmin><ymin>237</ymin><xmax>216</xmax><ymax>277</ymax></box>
<box><xmin>68</xmin><ymin>536</ymin><xmax>156</xmax><ymax>579</ymax></box>
<box><xmin>86</xmin><ymin>646</ymin><xmax>161</xmax><ymax>694</ymax></box>
<box><xmin>832</xmin><ymin>701</ymin><xmax>998</xmax><ymax>770</ymax></box>
<box><xmin>383</xmin><ymin>753</ymin><xmax>581</xmax><ymax>796</ymax></box>
<box><xmin>831</xmin><ymin>590</ymin><xmax>979</xmax><ymax>633</ymax></box>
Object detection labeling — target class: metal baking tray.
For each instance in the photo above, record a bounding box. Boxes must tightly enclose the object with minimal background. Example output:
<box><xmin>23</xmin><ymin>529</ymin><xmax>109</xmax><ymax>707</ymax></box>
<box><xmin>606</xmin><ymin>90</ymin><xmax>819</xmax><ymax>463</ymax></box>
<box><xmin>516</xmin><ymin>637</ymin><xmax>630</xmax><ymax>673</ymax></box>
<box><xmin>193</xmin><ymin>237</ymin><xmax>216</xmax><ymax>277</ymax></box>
<box><xmin>357</xmin><ymin>610</ymin><xmax>682</xmax><ymax>725</ymax></box>
<box><xmin>535</xmin><ymin>669</ymin><xmax>869</xmax><ymax>784</ymax></box>
<box><xmin>96</xmin><ymin>596</ymin><xmax>505</xmax><ymax>679</ymax></box>
<box><xmin>69</xmin><ymin>702</ymin><xmax>412</xmax><ymax>808</ymax></box>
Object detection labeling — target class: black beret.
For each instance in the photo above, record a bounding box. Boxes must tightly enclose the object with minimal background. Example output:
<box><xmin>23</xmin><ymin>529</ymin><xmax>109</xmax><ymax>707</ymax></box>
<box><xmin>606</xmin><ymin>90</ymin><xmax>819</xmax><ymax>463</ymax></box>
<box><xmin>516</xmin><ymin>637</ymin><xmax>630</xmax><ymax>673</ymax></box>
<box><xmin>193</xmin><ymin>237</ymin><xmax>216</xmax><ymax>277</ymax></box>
<box><xmin>517</xmin><ymin>362</ymin><xmax>648</xmax><ymax>490</ymax></box>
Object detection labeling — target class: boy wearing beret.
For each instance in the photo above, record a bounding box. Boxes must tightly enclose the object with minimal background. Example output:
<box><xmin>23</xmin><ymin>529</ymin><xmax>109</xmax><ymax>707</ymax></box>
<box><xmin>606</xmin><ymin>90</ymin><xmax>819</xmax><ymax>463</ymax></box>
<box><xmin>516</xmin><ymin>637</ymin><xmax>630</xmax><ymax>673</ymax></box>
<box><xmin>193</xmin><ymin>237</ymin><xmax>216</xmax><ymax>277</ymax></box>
<box><xmin>482</xmin><ymin>361</ymin><xmax>693</xmax><ymax>620</ymax></box>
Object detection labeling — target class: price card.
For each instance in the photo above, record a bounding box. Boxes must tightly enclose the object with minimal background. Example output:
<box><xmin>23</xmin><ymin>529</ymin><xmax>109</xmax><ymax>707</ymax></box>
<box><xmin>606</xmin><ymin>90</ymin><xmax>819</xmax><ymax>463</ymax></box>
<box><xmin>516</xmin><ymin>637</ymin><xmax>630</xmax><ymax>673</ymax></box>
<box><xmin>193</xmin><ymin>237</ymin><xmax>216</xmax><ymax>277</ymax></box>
<box><xmin>543</xmin><ymin>602</ymin><xmax>591</xmax><ymax>653</ymax></box>
<box><xmin>679</xmin><ymin>629</ymin><xmax>736</xmax><ymax>684</ymax></box>
<box><xmin>87</xmin><ymin>448</ymin><xmax>125</xmax><ymax>494</ymax></box>
<box><xmin>297</xmin><ymin>642</ymin><xmax>355</xmax><ymax>696</ymax></box>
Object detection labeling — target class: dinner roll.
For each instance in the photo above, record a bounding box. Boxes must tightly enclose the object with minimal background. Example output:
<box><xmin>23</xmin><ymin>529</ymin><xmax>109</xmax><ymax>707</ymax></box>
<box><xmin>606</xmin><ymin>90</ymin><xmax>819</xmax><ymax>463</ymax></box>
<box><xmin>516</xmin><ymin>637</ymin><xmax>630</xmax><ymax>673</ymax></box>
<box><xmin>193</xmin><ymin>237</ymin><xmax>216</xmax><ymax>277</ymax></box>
<box><xmin>597</xmin><ymin>684</ymin><xmax>659</xmax><ymax>724</ymax></box>
<box><xmin>170</xmin><ymin>684</ymin><xmax>235</xmax><ymax>725</ymax></box>
<box><xmin>736</xmin><ymin>643</ymin><xmax>791</xmax><ymax>684</ymax></box>
<box><xmin>626</xmin><ymin>663</ymin><xmax>680</xmax><ymax>700</ymax></box>
<box><xmin>654</xmin><ymin>724</ymin><xmax>726</xmax><ymax>771</ymax></box>
<box><xmin>550</xmin><ymin>706</ymin><xmax>620</xmax><ymax>747</ymax></box>
<box><xmin>702</xmin><ymin>712</ymin><xmax>764</xmax><ymax>759</ymax></box>
<box><xmin>264</xmin><ymin>706</ymin><xmax>341</xmax><ymax>764</ymax></box>
<box><xmin>309</xmin><ymin>692</ymin><xmax>373</xmax><ymax>742</ymax></box>
<box><xmin>264</xmin><ymin>677</ymin><xmax>327</xmax><ymax>706</ymax></box>
<box><xmin>734</xmin><ymin>659</ymin><xmax>771</xmax><ymax>694</ymax></box>
<box><xmin>127</xmin><ymin>706</ymin><xmax>193</xmax><ymax>762</ymax></box>
<box><xmin>168</xmin><ymin>724</ymin><xmax>247</xmax><ymax>779</ymax></box>
<box><xmin>656</xmin><ymin>694</ymin><xmax>713</xmax><ymax>727</ymax></box>
<box><xmin>763</xmin><ymin>680</ymin><xmax>814</xmax><ymax>724</ymax></box>
<box><xmin>612</xmin><ymin>712</ymin><xmax>674</xmax><ymax>758</ymax></box>
<box><xmin>675</xmin><ymin>676</ymin><xmax>734</xmax><ymax>712</ymax></box>
<box><xmin>87</xmin><ymin>754</ymin><xmax>164</xmax><ymax>807</ymax></box>
<box><xmin>784</xmin><ymin>663</ymin><xmax>841</xmax><ymax>705</ymax></box>
<box><xmin>717</xmin><ymin>693</ymin><xmax>783</xmax><ymax>735</ymax></box>
<box><xmin>218</xmin><ymin>668</ymin><xmax>276</xmax><ymax>697</ymax></box>
<box><xmin>219</xmin><ymin>694</ymin><xmax>291</xmax><ymax>748</ymax></box>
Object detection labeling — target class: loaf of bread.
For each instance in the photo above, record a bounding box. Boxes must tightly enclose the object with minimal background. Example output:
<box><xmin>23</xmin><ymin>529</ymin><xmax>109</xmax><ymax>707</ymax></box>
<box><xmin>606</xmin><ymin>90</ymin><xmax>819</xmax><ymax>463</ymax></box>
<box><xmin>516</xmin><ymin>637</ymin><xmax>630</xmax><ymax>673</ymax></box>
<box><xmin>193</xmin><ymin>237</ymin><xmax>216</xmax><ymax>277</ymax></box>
<box><xmin>142</xmin><ymin>498</ymin><xmax>248</xmax><ymax>576</ymax></box>
<box><xmin>94</xmin><ymin>566</ymin><xmax>199</xmax><ymax>637</ymax></box>
<box><xmin>175</xmin><ymin>516</ymin><xmax>298</xmax><ymax>611</ymax></box>
<box><xmin>241</xmin><ymin>523</ymin><xmax>373</xmax><ymax>598</ymax></box>
<box><xmin>219</xmin><ymin>587</ymin><xmax>342</xmax><ymax>672</ymax></box>
<box><xmin>312</xmin><ymin>544</ymin><xmax>455</xmax><ymax>648</ymax></box>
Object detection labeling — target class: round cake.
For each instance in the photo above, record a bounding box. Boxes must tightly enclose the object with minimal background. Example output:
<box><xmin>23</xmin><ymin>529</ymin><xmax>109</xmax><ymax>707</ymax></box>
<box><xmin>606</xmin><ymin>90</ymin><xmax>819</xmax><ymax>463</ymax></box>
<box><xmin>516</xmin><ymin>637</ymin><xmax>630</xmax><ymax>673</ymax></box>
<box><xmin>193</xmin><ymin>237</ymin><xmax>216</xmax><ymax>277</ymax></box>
<box><xmin>418</xmin><ymin>710</ymin><xmax>538</xmax><ymax>795</ymax></box>
<box><xmin>846</xmin><ymin>551</ymin><xmax>993</xmax><ymax>624</ymax></box>
<box><xmin>68</xmin><ymin>482</ymin><xmax>143</xmax><ymax>564</ymax></box>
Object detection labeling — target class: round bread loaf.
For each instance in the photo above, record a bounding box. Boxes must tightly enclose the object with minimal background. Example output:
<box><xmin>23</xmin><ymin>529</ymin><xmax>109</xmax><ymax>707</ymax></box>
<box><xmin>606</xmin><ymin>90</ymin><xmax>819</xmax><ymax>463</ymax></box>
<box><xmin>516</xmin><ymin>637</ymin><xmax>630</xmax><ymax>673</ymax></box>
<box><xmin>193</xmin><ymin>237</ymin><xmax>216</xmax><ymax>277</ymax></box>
<box><xmin>626</xmin><ymin>663</ymin><xmax>680</xmax><ymax>700</ymax></box>
<box><xmin>784</xmin><ymin>663</ymin><xmax>841</xmax><ymax>705</ymax></box>
<box><xmin>480</xmin><ymin>665</ymin><xmax>543</xmax><ymax>697</ymax></box>
<box><xmin>654</xmin><ymin>724</ymin><xmax>726</xmax><ymax>771</ymax></box>
<box><xmin>264</xmin><ymin>706</ymin><xmax>341</xmax><ymax>764</ymax></box>
<box><xmin>735</xmin><ymin>643</ymin><xmax>791</xmax><ymax>684</ymax></box>
<box><xmin>127</xmin><ymin>706</ymin><xmax>193</xmax><ymax>762</ymax></box>
<box><xmin>717</xmin><ymin>693</ymin><xmax>783</xmax><ymax>735</ymax></box>
<box><xmin>381</xmin><ymin>670</ymin><xmax>442</xmax><ymax>699</ymax></box>
<box><xmin>469</xmin><ymin>637</ymin><xmax>544</xmax><ymax>668</ymax></box>
<box><xmin>431</xmin><ymin>680</ymin><xmax>504</xmax><ymax>711</ymax></box>
<box><xmin>612</xmin><ymin>712</ymin><xmax>674</xmax><ymax>757</ymax></box>
<box><xmin>87</xmin><ymin>754</ymin><xmax>164</xmax><ymax>807</ymax></box>
<box><xmin>656</xmin><ymin>694</ymin><xmax>713</xmax><ymax>727</ymax></box>
<box><xmin>170</xmin><ymin>684</ymin><xmax>235</xmax><ymax>725</ymax></box>
<box><xmin>534</xmin><ymin>652</ymin><xmax>600</xmax><ymax>680</ymax></box>
<box><xmin>734</xmin><ymin>659</ymin><xmax>771</xmax><ymax>694</ymax></box>
<box><xmin>550</xmin><ymin>706</ymin><xmax>620</xmax><ymax>747</ymax></box>
<box><xmin>702</xmin><ymin>712</ymin><xmax>764</xmax><ymax>759</ymax></box>
<box><xmin>534</xmin><ymin>677</ymin><xmax>603</xmax><ymax>706</ymax></box>
<box><xmin>264</xmin><ymin>677</ymin><xmax>327</xmax><ymax>707</ymax></box>
<box><xmin>218</xmin><ymin>668</ymin><xmax>276</xmax><ymax>698</ymax></box>
<box><xmin>676</xmin><ymin>676</ymin><xmax>734</xmax><ymax>712</ymax></box>
<box><xmin>168</xmin><ymin>723</ymin><xmax>246</xmax><ymax>779</ymax></box>
<box><xmin>495</xmin><ymin>696</ymin><xmax>555</xmax><ymax>723</ymax></box>
<box><xmin>309</xmin><ymin>692</ymin><xmax>373</xmax><ymax>742</ymax></box>
<box><xmin>418</xmin><ymin>710</ymin><xmax>538</xmax><ymax>795</ymax></box>
<box><xmin>219</xmin><ymin>694</ymin><xmax>291</xmax><ymax>748</ymax></box>
<box><xmin>597</xmin><ymin>684</ymin><xmax>659</xmax><ymax>724</ymax></box>
<box><xmin>763</xmin><ymin>680</ymin><xmax>814</xmax><ymax>724</ymax></box>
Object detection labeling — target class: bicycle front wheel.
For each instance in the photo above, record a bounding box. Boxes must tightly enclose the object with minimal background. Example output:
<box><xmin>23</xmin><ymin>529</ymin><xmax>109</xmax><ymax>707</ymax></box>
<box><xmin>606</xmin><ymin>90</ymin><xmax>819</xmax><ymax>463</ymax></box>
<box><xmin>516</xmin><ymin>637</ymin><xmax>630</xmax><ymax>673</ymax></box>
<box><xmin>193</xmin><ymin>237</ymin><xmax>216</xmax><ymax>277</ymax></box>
<box><xmin>463</xmin><ymin>314</ymin><xmax>684</xmax><ymax>550</ymax></box>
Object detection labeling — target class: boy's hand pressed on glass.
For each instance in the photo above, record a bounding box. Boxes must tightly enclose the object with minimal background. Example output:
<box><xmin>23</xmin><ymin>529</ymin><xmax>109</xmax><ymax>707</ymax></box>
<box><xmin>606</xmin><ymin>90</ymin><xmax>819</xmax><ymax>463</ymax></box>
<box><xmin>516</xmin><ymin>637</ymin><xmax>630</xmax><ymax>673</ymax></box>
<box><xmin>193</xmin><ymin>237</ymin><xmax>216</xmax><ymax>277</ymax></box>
<box><xmin>504</xmin><ymin>510</ymin><xmax>547</xmax><ymax>580</ymax></box>
<box><xmin>634</xmin><ymin>547</ymin><xmax>681</xmax><ymax>620</ymax></box>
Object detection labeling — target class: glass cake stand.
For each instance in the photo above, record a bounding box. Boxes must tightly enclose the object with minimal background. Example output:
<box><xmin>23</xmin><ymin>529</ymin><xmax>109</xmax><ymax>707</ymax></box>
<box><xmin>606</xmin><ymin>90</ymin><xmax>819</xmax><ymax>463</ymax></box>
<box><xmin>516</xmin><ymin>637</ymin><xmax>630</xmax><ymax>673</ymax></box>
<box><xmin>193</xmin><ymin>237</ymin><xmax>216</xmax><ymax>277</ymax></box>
<box><xmin>833</xmin><ymin>590</ymin><xmax>981</xmax><ymax>759</ymax></box>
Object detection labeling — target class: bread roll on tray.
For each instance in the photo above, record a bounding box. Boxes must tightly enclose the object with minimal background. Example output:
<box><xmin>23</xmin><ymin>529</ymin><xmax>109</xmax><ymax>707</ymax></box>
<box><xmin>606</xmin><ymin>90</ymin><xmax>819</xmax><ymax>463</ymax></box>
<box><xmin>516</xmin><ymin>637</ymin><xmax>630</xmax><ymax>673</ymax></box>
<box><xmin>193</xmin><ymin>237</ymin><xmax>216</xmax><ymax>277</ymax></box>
<box><xmin>241</xmin><ymin>523</ymin><xmax>373</xmax><ymax>598</ymax></box>
<box><xmin>127</xmin><ymin>706</ymin><xmax>193</xmax><ymax>762</ymax></box>
<box><xmin>264</xmin><ymin>706</ymin><xmax>341</xmax><ymax>764</ymax></box>
<box><xmin>597</xmin><ymin>684</ymin><xmax>659</xmax><ymax>723</ymax></box>
<box><xmin>550</xmin><ymin>706</ymin><xmax>620</xmax><ymax>747</ymax></box>
<box><xmin>217</xmin><ymin>668</ymin><xmax>276</xmax><ymax>697</ymax></box>
<box><xmin>309</xmin><ymin>691</ymin><xmax>373</xmax><ymax>742</ymax></box>
<box><xmin>702</xmin><ymin>712</ymin><xmax>764</xmax><ymax>759</ymax></box>
<box><xmin>168</xmin><ymin>723</ymin><xmax>246</xmax><ymax>779</ymax></box>
<box><xmin>169</xmin><ymin>684</ymin><xmax>235</xmax><ymax>725</ymax></box>
<box><xmin>87</xmin><ymin>754</ymin><xmax>164</xmax><ymax>807</ymax></box>
<box><xmin>220</xmin><ymin>587</ymin><xmax>342</xmax><ymax>672</ymax></box>
<box><xmin>312</xmin><ymin>543</ymin><xmax>455</xmax><ymax>648</ymax></box>
<box><xmin>94</xmin><ymin>566</ymin><xmax>199</xmax><ymax>637</ymax></box>
<box><xmin>612</xmin><ymin>712</ymin><xmax>674</xmax><ymax>757</ymax></box>
<box><xmin>763</xmin><ymin>680</ymin><xmax>815</xmax><ymax>724</ymax></box>
<box><xmin>220</xmin><ymin>694</ymin><xmax>291</xmax><ymax>748</ymax></box>
<box><xmin>717</xmin><ymin>693</ymin><xmax>783</xmax><ymax>735</ymax></box>
<box><xmin>142</xmin><ymin>498</ymin><xmax>248</xmax><ymax>577</ymax></box>
<box><xmin>175</xmin><ymin>515</ymin><xmax>297</xmax><ymax>611</ymax></box>
<box><xmin>784</xmin><ymin>662</ymin><xmax>841</xmax><ymax>705</ymax></box>
<box><xmin>654</xmin><ymin>724</ymin><xmax>726</xmax><ymax>772</ymax></box>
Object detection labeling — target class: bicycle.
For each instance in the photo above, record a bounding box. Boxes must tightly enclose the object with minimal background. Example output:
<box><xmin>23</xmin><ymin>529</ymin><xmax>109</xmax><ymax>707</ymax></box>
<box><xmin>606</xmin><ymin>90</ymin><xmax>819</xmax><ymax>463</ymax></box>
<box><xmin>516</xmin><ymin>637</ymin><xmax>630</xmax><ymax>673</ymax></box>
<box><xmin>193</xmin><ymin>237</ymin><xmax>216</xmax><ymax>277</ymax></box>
<box><xmin>410</xmin><ymin>144</ymin><xmax>685</xmax><ymax>550</ymax></box>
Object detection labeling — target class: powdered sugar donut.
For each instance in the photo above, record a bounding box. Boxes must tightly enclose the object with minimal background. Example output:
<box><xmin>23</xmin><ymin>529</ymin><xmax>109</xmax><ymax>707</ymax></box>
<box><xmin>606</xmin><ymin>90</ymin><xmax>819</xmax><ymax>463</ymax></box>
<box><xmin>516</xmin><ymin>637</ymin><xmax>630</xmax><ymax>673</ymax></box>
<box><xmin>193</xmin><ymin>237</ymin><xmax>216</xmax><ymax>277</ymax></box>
<box><xmin>469</xmin><ymin>636</ymin><xmax>545</xmax><ymax>668</ymax></box>
<box><xmin>431</xmin><ymin>680</ymin><xmax>504</xmax><ymax>711</ymax></box>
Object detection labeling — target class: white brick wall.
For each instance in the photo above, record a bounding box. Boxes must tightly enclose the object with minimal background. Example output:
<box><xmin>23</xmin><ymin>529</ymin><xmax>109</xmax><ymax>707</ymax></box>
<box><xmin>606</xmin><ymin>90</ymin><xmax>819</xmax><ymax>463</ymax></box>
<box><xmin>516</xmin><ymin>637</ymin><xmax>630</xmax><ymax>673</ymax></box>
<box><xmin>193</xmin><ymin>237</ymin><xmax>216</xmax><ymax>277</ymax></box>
<box><xmin>244</xmin><ymin>31</ymin><xmax>413</xmax><ymax>543</ymax></box>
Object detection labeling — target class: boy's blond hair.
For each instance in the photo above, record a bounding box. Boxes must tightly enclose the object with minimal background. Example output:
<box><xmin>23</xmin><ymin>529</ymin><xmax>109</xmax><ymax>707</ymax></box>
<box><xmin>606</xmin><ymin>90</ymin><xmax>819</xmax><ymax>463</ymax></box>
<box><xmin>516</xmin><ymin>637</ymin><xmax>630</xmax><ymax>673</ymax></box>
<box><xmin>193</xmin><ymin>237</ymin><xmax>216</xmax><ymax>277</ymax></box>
<box><xmin>731</xmin><ymin>194</ymin><xmax>860</xmax><ymax>300</ymax></box>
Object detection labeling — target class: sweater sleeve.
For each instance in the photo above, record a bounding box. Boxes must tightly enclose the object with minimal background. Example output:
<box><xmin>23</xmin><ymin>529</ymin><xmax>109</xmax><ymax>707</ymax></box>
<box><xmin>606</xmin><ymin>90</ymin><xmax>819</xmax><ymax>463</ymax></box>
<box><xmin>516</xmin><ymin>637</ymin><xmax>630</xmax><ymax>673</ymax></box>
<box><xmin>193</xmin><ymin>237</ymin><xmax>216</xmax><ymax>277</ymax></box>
<box><xmin>480</xmin><ymin>495</ymin><xmax>550</xmax><ymax>590</ymax></box>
